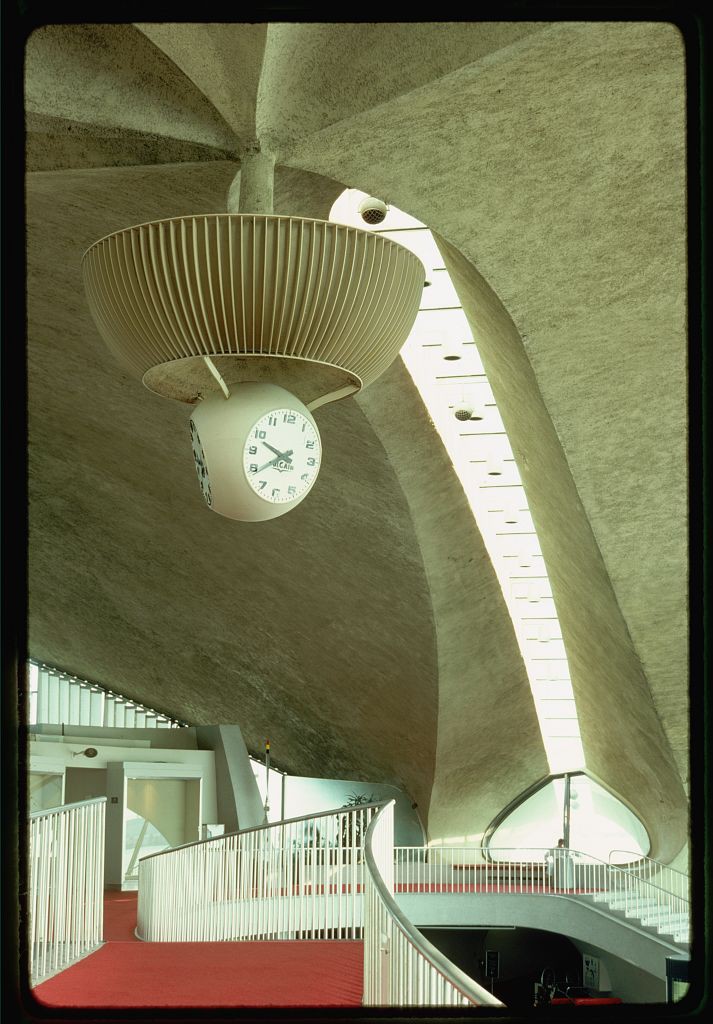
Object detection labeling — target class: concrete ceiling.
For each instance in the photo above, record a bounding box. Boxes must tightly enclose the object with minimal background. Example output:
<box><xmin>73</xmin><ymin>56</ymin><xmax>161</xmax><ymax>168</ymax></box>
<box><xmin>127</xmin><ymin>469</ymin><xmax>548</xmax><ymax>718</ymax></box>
<box><xmin>24</xmin><ymin>21</ymin><xmax>688</xmax><ymax>858</ymax></box>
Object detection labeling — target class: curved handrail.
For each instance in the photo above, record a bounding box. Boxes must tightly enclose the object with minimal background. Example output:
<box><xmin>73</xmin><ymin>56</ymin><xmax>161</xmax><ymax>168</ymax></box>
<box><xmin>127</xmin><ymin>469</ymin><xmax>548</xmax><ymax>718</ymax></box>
<box><xmin>609</xmin><ymin>850</ymin><xmax>689</xmax><ymax>878</ymax></box>
<box><xmin>138</xmin><ymin>800</ymin><xmax>386</xmax><ymax>862</ymax></box>
<box><xmin>393</xmin><ymin>845</ymin><xmax>691</xmax><ymax>930</ymax></box>
<box><xmin>364</xmin><ymin>802</ymin><xmax>503</xmax><ymax>1007</ymax></box>
<box><xmin>29</xmin><ymin>796</ymin><xmax>107</xmax><ymax>820</ymax></box>
<box><xmin>137</xmin><ymin>801</ymin><xmax>381</xmax><ymax>942</ymax></box>
<box><xmin>395</xmin><ymin>845</ymin><xmax>689</xmax><ymax>885</ymax></box>
<box><xmin>397</xmin><ymin>844</ymin><xmax>684</xmax><ymax>872</ymax></box>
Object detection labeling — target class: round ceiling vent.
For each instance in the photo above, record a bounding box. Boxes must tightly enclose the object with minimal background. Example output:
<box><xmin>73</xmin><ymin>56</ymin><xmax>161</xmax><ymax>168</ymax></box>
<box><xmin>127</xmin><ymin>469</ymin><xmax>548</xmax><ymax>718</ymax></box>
<box><xmin>82</xmin><ymin>214</ymin><xmax>425</xmax><ymax>409</ymax></box>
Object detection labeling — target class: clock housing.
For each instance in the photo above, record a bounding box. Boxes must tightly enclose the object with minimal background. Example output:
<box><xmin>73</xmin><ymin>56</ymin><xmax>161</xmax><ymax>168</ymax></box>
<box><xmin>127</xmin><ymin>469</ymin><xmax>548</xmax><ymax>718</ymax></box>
<box><xmin>189</xmin><ymin>383</ymin><xmax>321</xmax><ymax>522</ymax></box>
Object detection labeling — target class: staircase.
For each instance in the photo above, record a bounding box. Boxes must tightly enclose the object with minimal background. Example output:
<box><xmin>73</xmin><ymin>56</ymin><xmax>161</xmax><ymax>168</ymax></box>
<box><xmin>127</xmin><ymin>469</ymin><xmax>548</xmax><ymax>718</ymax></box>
<box><xmin>587</xmin><ymin>891</ymin><xmax>690</xmax><ymax>946</ymax></box>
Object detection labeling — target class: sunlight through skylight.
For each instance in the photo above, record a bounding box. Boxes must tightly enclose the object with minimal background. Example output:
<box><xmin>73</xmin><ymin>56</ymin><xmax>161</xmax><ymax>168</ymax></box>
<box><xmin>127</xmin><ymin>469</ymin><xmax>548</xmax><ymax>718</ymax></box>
<box><xmin>330</xmin><ymin>190</ymin><xmax>585</xmax><ymax>774</ymax></box>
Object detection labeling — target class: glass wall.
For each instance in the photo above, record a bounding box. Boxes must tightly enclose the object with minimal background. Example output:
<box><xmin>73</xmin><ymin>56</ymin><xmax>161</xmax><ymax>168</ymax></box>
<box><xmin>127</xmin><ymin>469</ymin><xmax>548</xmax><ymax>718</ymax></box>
<box><xmin>488</xmin><ymin>773</ymin><xmax>650</xmax><ymax>863</ymax></box>
<box><xmin>29</xmin><ymin>771</ymin><xmax>64</xmax><ymax>813</ymax></box>
<box><xmin>124</xmin><ymin>809</ymin><xmax>171</xmax><ymax>880</ymax></box>
<box><xmin>124</xmin><ymin>777</ymin><xmax>201</xmax><ymax>882</ymax></box>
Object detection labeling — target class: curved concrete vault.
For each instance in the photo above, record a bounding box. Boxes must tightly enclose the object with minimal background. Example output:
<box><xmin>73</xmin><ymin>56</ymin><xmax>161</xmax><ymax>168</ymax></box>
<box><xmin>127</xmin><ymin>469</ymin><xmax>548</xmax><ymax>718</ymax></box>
<box><xmin>24</xmin><ymin>21</ymin><xmax>688</xmax><ymax>859</ymax></box>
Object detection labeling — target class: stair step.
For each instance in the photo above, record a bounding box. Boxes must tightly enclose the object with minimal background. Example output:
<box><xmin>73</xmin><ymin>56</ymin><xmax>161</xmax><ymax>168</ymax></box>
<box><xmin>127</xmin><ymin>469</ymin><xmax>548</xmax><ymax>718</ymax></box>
<box><xmin>639</xmin><ymin>917</ymin><xmax>688</xmax><ymax>933</ymax></box>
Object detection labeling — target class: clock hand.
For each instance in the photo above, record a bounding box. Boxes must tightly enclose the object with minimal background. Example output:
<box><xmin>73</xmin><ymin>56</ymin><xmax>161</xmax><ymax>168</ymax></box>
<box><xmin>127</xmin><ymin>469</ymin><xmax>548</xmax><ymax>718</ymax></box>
<box><xmin>255</xmin><ymin>449</ymin><xmax>294</xmax><ymax>473</ymax></box>
<box><xmin>255</xmin><ymin>455</ymin><xmax>280</xmax><ymax>473</ymax></box>
<box><xmin>262</xmin><ymin>441</ymin><xmax>288</xmax><ymax>459</ymax></box>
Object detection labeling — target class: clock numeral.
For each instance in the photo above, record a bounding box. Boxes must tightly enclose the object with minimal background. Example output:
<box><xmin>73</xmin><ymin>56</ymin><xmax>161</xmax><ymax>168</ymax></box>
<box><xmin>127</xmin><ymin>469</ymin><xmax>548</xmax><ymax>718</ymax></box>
<box><xmin>268</xmin><ymin>415</ymin><xmax>278</xmax><ymax>426</ymax></box>
<box><xmin>307</xmin><ymin>457</ymin><xmax>317</xmax><ymax>466</ymax></box>
<box><xmin>305</xmin><ymin>440</ymin><xmax>315</xmax><ymax>449</ymax></box>
<box><xmin>283</xmin><ymin>413</ymin><xmax>296</xmax><ymax>424</ymax></box>
<box><xmin>301</xmin><ymin>422</ymin><xmax>307</xmax><ymax>432</ymax></box>
<box><xmin>248</xmin><ymin>445</ymin><xmax>257</xmax><ymax>455</ymax></box>
<box><xmin>259</xmin><ymin>480</ymin><xmax>267</xmax><ymax>490</ymax></box>
<box><xmin>288</xmin><ymin>485</ymin><xmax>296</xmax><ymax>496</ymax></box>
<box><xmin>249</xmin><ymin>463</ymin><xmax>258</xmax><ymax>473</ymax></box>
<box><xmin>301</xmin><ymin>473</ymin><xmax>309</xmax><ymax>481</ymax></box>
<box><xmin>271</xmin><ymin>487</ymin><xmax>280</xmax><ymax>498</ymax></box>
<box><xmin>255</xmin><ymin>429</ymin><xmax>267</xmax><ymax>439</ymax></box>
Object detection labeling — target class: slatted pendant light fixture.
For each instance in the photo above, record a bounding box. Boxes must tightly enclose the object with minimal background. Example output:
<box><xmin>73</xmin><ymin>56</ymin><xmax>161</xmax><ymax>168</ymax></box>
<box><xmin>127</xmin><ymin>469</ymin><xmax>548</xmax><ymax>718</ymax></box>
<box><xmin>82</xmin><ymin>152</ymin><xmax>425</xmax><ymax>521</ymax></box>
<box><xmin>83</xmin><ymin>213</ymin><xmax>424</xmax><ymax>409</ymax></box>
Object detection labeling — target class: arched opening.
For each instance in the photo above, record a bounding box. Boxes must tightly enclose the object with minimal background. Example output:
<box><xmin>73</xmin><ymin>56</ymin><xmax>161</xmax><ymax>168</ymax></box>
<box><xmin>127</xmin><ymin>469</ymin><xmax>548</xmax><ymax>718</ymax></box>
<box><xmin>485</xmin><ymin>773</ymin><xmax>649</xmax><ymax>864</ymax></box>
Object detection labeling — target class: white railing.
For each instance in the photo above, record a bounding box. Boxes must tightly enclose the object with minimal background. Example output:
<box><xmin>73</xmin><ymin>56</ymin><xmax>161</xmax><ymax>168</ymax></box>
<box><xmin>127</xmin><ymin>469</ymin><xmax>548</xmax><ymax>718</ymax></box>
<box><xmin>363</xmin><ymin>803</ymin><xmax>503</xmax><ymax>1007</ymax></box>
<box><xmin>609</xmin><ymin>850</ymin><xmax>690</xmax><ymax>904</ymax></box>
<box><xmin>137</xmin><ymin>803</ymin><xmax>378</xmax><ymax>942</ymax></box>
<box><xmin>397</xmin><ymin>845</ymin><xmax>579</xmax><ymax>893</ymax></box>
<box><xmin>29</xmin><ymin>798</ymin><xmax>106</xmax><ymax>982</ymax></box>
<box><xmin>394</xmin><ymin>846</ymin><xmax>689</xmax><ymax>942</ymax></box>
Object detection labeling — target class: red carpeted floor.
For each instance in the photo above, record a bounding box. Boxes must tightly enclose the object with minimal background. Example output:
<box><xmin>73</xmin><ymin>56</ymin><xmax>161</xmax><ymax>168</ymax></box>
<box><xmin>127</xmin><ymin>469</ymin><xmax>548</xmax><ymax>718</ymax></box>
<box><xmin>33</xmin><ymin>891</ymin><xmax>364</xmax><ymax>1008</ymax></box>
<box><xmin>102</xmin><ymin>889</ymin><xmax>141</xmax><ymax>941</ymax></box>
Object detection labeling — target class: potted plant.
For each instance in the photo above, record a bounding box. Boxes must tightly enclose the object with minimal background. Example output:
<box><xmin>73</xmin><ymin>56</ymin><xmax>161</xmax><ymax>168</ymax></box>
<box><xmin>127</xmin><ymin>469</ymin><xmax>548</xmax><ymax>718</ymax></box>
<box><xmin>337</xmin><ymin>791</ymin><xmax>377</xmax><ymax>861</ymax></box>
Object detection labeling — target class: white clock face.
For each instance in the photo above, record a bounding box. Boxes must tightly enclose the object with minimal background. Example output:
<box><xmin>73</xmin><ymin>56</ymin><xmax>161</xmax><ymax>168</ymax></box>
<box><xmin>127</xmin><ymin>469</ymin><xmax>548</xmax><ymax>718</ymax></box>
<box><xmin>243</xmin><ymin>408</ymin><xmax>321</xmax><ymax>504</ymax></box>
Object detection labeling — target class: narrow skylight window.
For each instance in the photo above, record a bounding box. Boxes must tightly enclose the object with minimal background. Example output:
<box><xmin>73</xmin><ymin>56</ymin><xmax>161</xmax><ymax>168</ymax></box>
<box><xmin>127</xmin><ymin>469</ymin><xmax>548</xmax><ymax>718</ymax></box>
<box><xmin>330</xmin><ymin>190</ymin><xmax>585</xmax><ymax>774</ymax></box>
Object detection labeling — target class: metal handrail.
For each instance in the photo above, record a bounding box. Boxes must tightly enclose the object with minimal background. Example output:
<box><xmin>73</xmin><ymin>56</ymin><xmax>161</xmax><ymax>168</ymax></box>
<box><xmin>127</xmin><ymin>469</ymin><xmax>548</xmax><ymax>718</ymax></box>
<box><xmin>394</xmin><ymin>845</ymin><xmax>688</xmax><ymax>886</ymax></box>
<box><xmin>609</xmin><ymin>849</ymin><xmax>689</xmax><ymax>878</ymax></box>
<box><xmin>392</xmin><ymin>845</ymin><xmax>690</xmax><ymax>944</ymax></box>
<box><xmin>29</xmin><ymin>796</ymin><xmax>105</xmax><ymax>982</ymax></box>
<box><xmin>138</xmin><ymin>800</ymin><xmax>386</xmax><ymax>862</ymax></box>
<box><xmin>29</xmin><ymin>796</ymin><xmax>107</xmax><ymax>820</ymax></box>
<box><xmin>364</xmin><ymin>803</ymin><xmax>503</xmax><ymax>1006</ymax></box>
<box><xmin>137</xmin><ymin>801</ymin><xmax>380</xmax><ymax>942</ymax></box>
<box><xmin>610</xmin><ymin>869</ymin><xmax>690</xmax><ymax>903</ymax></box>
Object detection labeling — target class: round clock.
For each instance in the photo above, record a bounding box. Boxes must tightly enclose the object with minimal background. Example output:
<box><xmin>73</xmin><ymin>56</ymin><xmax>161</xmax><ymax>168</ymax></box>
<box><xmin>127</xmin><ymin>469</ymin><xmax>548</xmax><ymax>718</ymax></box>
<box><xmin>243</xmin><ymin>407</ymin><xmax>321</xmax><ymax>505</ymax></box>
<box><xmin>189</xmin><ymin>383</ymin><xmax>322</xmax><ymax>522</ymax></box>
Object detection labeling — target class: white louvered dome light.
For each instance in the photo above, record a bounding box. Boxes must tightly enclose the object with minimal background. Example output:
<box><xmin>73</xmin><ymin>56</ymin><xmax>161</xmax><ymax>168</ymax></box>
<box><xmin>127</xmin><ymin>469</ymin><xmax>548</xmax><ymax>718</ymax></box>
<box><xmin>82</xmin><ymin>159</ymin><xmax>424</xmax><ymax>522</ymax></box>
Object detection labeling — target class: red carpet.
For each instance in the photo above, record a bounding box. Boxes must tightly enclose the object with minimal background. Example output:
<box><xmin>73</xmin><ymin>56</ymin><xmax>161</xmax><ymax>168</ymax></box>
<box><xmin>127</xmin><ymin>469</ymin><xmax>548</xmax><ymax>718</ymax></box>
<box><xmin>34</xmin><ymin>939</ymin><xmax>364</xmax><ymax>1007</ymax></box>
<box><xmin>33</xmin><ymin>890</ymin><xmax>363</xmax><ymax>1007</ymax></box>
<box><xmin>102</xmin><ymin>890</ymin><xmax>140</xmax><ymax>941</ymax></box>
<box><xmin>34</xmin><ymin>881</ymin><xmax>583</xmax><ymax>1007</ymax></box>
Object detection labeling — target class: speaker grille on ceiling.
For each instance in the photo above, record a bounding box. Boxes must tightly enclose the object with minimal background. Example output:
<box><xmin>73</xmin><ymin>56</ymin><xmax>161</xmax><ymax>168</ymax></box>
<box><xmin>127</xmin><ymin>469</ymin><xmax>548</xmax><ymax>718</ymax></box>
<box><xmin>361</xmin><ymin>207</ymin><xmax>387</xmax><ymax>224</ymax></box>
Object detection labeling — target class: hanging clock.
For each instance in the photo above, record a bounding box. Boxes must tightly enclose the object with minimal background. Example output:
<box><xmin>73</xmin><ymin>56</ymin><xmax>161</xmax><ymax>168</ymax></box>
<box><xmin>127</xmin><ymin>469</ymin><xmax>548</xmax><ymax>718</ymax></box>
<box><xmin>242</xmin><ymin>407</ymin><xmax>321</xmax><ymax>505</ymax></box>
<box><xmin>189</xmin><ymin>383</ymin><xmax>322</xmax><ymax>522</ymax></box>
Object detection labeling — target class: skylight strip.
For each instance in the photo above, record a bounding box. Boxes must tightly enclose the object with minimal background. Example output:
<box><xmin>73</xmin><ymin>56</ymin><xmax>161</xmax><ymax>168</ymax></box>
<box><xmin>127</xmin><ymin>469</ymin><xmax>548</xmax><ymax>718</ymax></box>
<box><xmin>329</xmin><ymin>191</ymin><xmax>584</xmax><ymax>774</ymax></box>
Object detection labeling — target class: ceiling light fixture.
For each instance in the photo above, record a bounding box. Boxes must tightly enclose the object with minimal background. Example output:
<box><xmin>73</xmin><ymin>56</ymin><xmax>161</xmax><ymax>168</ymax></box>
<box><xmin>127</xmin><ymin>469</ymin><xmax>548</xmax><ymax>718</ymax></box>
<box><xmin>83</xmin><ymin>154</ymin><xmax>424</xmax><ymax>521</ymax></box>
